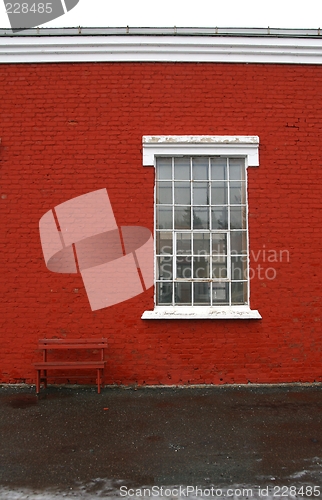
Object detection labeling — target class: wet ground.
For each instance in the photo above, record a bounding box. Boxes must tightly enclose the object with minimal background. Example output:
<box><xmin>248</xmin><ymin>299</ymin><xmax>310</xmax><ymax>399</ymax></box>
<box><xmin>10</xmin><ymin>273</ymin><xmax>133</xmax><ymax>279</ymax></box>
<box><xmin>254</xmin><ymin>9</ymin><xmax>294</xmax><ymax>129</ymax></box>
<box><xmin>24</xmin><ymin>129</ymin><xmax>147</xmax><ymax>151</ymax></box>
<box><xmin>0</xmin><ymin>384</ymin><xmax>322</xmax><ymax>499</ymax></box>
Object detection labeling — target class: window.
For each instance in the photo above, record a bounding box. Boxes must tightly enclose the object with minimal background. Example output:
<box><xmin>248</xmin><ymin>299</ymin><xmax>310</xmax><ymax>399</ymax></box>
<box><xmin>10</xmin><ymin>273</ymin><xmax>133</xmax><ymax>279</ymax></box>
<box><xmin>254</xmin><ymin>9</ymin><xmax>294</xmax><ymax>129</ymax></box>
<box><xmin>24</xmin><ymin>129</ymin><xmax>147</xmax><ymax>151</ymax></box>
<box><xmin>142</xmin><ymin>136</ymin><xmax>261</xmax><ymax>319</ymax></box>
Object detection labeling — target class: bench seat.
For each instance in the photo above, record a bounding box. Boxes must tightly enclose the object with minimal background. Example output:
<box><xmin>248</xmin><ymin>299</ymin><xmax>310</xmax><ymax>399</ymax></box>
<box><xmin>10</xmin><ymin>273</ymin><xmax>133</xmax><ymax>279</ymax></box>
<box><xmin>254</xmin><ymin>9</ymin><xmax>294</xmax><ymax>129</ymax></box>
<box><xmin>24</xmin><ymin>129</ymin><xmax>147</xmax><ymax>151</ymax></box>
<box><xmin>34</xmin><ymin>361</ymin><xmax>106</xmax><ymax>369</ymax></box>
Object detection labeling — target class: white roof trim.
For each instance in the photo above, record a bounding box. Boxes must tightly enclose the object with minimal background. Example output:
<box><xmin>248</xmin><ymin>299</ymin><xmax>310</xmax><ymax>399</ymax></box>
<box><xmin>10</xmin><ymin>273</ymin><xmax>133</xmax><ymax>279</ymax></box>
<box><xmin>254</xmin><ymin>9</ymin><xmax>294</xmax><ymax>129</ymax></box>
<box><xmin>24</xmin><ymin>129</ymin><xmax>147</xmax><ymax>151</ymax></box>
<box><xmin>2</xmin><ymin>35</ymin><xmax>322</xmax><ymax>64</ymax></box>
<box><xmin>142</xmin><ymin>135</ymin><xmax>259</xmax><ymax>166</ymax></box>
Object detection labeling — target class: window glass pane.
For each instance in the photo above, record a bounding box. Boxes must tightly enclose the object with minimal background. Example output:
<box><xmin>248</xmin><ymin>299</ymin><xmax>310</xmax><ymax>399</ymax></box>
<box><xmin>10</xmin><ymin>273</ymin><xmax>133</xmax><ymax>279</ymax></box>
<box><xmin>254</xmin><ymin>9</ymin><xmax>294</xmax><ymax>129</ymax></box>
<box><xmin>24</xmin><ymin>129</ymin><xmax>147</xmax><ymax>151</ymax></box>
<box><xmin>156</xmin><ymin>232</ymin><xmax>173</xmax><ymax>255</ymax></box>
<box><xmin>174</xmin><ymin>182</ymin><xmax>191</xmax><ymax>204</ymax></box>
<box><xmin>229</xmin><ymin>159</ymin><xmax>245</xmax><ymax>181</ymax></box>
<box><xmin>156</xmin><ymin>157</ymin><xmax>172</xmax><ymax>179</ymax></box>
<box><xmin>211</xmin><ymin>158</ymin><xmax>227</xmax><ymax>180</ymax></box>
<box><xmin>211</xmin><ymin>207</ymin><xmax>228</xmax><ymax>229</ymax></box>
<box><xmin>157</xmin><ymin>256</ymin><xmax>173</xmax><ymax>280</ymax></box>
<box><xmin>192</xmin><ymin>157</ymin><xmax>209</xmax><ymax>180</ymax></box>
<box><xmin>231</xmin><ymin>231</ymin><xmax>246</xmax><ymax>255</ymax></box>
<box><xmin>231</xmin><ymin>281</ymin><xmax>248</xmax><ymax>305</ymax></box>
<box><xmin>212</xmin><ymin>257</ymin><xmax>227</xmax><ymax>279</ymax></box>
<box><xmin>230</xmin><ymin>181</ymin><xmax>245</xmax><ymax>205</ymax></box>
<box><xmin>193</xmin><ymin>233</ymin><xmax>210</xmax><ymax>254</ymax></box>
<box><xmin>231</xmin><ymin>256</ymin><xmax>247</xmax><ymax>280</ymax></box>
<box><xmin>174</xmin><ymin>157</ymin><xmax>190</xmax><ymax>180</ymax></box>
<box><xmin>156</xmin><ymin>282</ymin><xmax>173</xmax><ymax>304</ymax></box>
<box><xmin>194</xmin><ymin>282</ymin><xmax>211</xmax><ymax>304</ymax></box>
<box><xmin>211</xmin><ymin>182</ymin><xmax>228</xmax><ymax>205</ymax></box>
<box><xmin>212</xmin><ymin>282</ymin><xmax>229</xmax><ymax>304</ymax></box>
<box><xmin>175</xmin><ymin>282</ymin><xmax>192</xmax><ymax>305</ymax></box>
<box><xmin>193</xmin><ymin>182</ymin><xmax>209</xmax><ymax>205</ymax></box>
<box><xmin>230</xmin><ymin>206</ymin><xmax>246</xmax><ymax>229</ymax></box>
<box><xmin>174</xmin><ymin>207</ymin><xmax>191</xmax><ymax>229</ymax></box>
<box><xmin>176</xmin><ymin>233</ymin><xmax>191</xmax><ymax>255</ymax></box>
<box><xmin>157</xmin><ymin>206</ymin><xmax>172</xmax><ymax>229</ymax></box>
<box><xmin>212</xmin><ymin>233</ymin><xmax>227</xmax><ymax>254</ymax></box>
<box><xmin>156</xmin><ymin>181</ymin><xmax>172</xmax><ymax>204</ymax></box>
<box><xmin>193</xmin><ymin>256</ymin><xmax>210</xmax><ymax>278</ymax></box>
<box><xmin>193</xmin><ymin>208</ymin><xmax>209</xmax><ymax>229</ymax></box>
<box><xmin>156</xmin><ymin>207</ymin><xmax>172</xmax><ymax>229</ymax></box>
<box><xmin>176</xmin><ymin>256</ymin><xmax>192</xmax><ymax>279</ymax></box>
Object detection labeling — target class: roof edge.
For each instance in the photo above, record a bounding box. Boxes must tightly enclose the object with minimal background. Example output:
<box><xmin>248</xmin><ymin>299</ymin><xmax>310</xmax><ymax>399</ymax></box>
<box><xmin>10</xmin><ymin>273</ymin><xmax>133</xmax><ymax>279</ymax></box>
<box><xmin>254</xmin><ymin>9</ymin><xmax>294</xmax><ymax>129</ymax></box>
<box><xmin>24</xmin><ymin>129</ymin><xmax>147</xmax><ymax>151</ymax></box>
<box><xmin>1</xmin><ymin>29</ymin><xmax>322</xmax><ymax>64</ymax></box>
<box><xmin>0</xmin><ymin>26</ymin><xmax>322</xmax><ymax>38</ymax></box>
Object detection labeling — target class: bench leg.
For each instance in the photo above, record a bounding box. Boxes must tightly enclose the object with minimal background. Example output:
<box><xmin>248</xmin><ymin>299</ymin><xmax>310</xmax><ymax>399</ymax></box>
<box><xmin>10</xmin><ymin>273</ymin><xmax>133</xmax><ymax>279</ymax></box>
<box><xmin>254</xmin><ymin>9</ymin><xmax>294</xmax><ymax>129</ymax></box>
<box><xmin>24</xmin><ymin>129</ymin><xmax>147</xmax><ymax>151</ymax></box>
<box><xmin>97</xmin><ymin>368</ymin><xmax>101</xmax><ymax>394</ymax></box>
<box><xmin>36</xmin><ymin>370</ymin><xmax>40</xmax><ymax>394</ymax></box>
<box><xmin>43</xmin><ymin>370</ymin><xmax>47</xmax><ymax>388</ymax></box>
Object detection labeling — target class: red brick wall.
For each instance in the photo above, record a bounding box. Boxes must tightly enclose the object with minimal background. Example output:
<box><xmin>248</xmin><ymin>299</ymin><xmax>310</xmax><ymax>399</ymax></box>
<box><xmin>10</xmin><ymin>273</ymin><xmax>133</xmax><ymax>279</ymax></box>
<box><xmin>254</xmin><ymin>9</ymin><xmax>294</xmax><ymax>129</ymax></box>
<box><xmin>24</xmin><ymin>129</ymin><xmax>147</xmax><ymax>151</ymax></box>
<box><xmin>1</xmin><ymin>62</ymin><xmax>321</xmax><ymax>385</ymax></box>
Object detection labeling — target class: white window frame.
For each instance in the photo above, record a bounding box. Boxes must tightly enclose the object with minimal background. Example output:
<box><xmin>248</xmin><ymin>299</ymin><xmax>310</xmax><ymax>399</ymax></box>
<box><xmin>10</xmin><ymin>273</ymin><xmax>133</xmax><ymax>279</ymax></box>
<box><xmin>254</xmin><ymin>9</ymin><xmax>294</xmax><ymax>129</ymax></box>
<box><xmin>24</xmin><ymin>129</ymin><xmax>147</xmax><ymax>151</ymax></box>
<box><xmin>142</xmin><ymin>136</ymin><xmax>261</xmax><ymax>320</ymax></box>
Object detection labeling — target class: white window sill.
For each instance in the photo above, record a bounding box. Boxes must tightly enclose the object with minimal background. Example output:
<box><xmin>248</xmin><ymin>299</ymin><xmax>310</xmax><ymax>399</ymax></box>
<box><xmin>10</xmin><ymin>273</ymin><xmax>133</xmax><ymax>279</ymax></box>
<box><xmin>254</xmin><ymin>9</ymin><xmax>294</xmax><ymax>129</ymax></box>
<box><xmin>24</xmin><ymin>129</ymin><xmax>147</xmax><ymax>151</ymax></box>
<box><xmin>141</xmin><ymin>306</ymin><xmax>262</xmax><ymax>320</ymax></box>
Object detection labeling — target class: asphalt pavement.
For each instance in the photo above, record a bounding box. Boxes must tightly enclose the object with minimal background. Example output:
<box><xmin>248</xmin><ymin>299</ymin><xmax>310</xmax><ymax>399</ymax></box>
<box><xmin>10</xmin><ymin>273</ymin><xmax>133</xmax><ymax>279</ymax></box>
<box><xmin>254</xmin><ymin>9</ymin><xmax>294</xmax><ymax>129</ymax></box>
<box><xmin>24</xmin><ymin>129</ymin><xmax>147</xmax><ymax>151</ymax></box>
<box><xmin>0</xmin><ymin>384</ymin><xmax>322</xmax><ymax>499</ymax></box>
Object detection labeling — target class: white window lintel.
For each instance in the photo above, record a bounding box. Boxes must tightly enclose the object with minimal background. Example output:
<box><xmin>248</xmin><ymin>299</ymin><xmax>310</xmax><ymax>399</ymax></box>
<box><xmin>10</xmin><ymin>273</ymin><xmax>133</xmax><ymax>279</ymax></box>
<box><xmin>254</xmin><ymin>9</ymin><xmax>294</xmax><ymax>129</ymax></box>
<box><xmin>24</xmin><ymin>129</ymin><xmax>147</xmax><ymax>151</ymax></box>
<box><xmin>142</xmin><ymin>135</ymin><xmax>259</xmax><ymax>167</ymax></box>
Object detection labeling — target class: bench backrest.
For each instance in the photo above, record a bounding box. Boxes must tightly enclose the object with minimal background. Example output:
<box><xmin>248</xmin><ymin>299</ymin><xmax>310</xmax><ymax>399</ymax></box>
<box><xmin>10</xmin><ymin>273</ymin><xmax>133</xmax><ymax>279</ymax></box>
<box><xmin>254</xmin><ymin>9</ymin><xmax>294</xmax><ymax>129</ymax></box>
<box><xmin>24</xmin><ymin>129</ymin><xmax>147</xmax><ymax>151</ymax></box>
<box><xmin>38</xmin><ymin>338</ymin><xmax>108</xmax><ymax>350</ymax></box>
<box><xmin>38</xmin><ymin>338</ymin><xmax>108</xmax><ymax>362</ymax></box>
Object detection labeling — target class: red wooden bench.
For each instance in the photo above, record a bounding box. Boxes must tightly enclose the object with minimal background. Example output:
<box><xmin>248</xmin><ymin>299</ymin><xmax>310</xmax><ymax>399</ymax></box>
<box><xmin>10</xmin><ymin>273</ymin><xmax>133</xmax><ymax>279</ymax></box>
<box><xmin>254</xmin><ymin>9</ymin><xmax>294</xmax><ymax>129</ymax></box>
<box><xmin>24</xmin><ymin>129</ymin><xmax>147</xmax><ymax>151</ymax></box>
<box><xmin>33</xmin><ymin>338</ymin><xmax>108</xmax><ymax>394</ymax></box>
